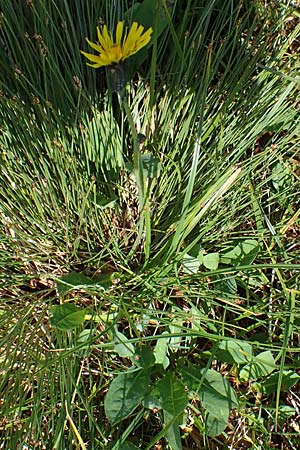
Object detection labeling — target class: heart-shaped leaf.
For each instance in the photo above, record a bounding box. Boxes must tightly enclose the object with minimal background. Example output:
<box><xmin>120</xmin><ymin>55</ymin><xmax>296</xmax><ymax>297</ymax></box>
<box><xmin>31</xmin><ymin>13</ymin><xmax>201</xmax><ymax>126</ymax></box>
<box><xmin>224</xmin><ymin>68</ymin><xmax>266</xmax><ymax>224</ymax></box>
<box><xmin>50</xmin><ymin>304</ymin><xmax>87</xmax><ymax>330</ymax></box>
<box><xmin>221</xmin><ymin>240</ymin><xmax>259</xmax><ymax>266</ymax></box>
<box><xmin>105</xmin><ymin>369</ymin><xmax>150</xmax><ymax>426</ymax></box>
<box><xmin>181</xmin><ymin>366</ymin><xmax>238</xmax><ymax>436</ymax></box>
<box><xmin>239</xmin><ymin>351</ymin><xmax>276</xmax><ymax>381</ymax></box>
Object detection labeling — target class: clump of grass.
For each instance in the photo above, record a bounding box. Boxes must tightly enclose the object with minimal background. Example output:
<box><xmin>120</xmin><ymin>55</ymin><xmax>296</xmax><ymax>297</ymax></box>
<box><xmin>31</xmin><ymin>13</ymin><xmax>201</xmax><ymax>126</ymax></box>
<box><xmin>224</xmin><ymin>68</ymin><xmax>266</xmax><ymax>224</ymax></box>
<box><xmin>1</xmin><ymin>0</ymin><xmax>300</xmax><ymax>448</ymax></box>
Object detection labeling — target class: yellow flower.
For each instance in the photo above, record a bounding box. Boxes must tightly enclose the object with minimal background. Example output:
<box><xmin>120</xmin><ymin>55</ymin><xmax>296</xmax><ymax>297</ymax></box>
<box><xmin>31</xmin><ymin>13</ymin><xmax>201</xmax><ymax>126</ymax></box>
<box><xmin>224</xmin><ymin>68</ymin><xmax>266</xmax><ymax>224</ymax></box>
<box><xmin>81</xmin><ymin>21</ymin><xmax>153</xmax><ymax>68</ymax></box>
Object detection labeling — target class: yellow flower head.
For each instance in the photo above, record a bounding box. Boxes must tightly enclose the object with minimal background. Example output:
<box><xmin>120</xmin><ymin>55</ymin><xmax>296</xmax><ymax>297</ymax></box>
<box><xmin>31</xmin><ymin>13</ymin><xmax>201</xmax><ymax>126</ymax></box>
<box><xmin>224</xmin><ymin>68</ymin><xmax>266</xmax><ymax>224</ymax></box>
<box><xmin>81</xmin><ymin>21</ymin><xmax>153</xmax><ymax>68</ymax></box>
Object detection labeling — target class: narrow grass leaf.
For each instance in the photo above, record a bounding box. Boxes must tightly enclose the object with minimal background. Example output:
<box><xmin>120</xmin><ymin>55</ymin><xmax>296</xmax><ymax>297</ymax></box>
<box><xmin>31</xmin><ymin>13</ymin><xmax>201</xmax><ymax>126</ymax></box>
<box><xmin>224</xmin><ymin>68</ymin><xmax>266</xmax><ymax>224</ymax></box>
<box><xmin>119</xmin><ymin>442</ymin><xmax>140</xmax><ymax>450</ymax></box>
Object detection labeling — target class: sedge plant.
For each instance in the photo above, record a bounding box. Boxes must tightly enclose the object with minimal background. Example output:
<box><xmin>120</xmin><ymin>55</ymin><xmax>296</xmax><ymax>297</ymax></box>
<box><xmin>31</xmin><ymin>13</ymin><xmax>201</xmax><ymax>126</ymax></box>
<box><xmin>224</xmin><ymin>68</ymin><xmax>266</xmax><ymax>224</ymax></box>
<box><xmin>0</xmin><ymin>1</ymin><xmax>300</xmax><ymax>449</ymax></box>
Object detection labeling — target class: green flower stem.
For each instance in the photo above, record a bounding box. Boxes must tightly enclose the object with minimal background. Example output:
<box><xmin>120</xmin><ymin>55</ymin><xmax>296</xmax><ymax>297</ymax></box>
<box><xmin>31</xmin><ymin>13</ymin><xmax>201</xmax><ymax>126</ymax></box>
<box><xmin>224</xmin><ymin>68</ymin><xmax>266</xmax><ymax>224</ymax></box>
<box><xmin>121</xmin><ymin>95</ymin><xmax>151</xmax><ymax>263</ymax></box>
<box><xmin>121</xmin><ymin>95</ymin><xmax>145</xmax><ymax>207</ymax></box>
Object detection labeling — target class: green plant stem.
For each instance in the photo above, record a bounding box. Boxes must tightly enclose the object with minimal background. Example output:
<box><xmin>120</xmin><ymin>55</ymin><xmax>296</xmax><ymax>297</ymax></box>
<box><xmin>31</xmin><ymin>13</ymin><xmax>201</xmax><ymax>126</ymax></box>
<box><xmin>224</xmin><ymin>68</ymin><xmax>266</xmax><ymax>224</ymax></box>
<box><xmin>121</xmin><ymin>95</ymin><xmax>145</xmax><ymax>207</ymax></box>
<box><xmin>121</xmin><ymin>95</ymin><xmax>152</xmax><ymax>263</ymax></box>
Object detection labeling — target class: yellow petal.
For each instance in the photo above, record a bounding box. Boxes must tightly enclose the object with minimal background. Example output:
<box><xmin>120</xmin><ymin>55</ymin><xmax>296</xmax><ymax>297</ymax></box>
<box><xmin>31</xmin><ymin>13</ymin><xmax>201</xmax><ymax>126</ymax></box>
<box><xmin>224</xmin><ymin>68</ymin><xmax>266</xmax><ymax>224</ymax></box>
<box><xmin>102</xmin><ymin>48</ymin><xmax>121</xmax><ymax>65</ymax></box>
<box><xmin>98</xmin><ymin>53</ymin><xmax>113</xmax><ymax>65</ymax></box>
<box><xmin>86</xmin><ymin>62</ymin><xmax>103</xmax><ymax>68</ymax></box>
<box><xmin>80</xmin><ymin>50</ymin><xmax>102</xmax><ymax>63</ymax></box>
<box><xmin>137</xmin><ymin>27</ymin><xmax>152</xmax><ymax>47</ymax></box>
<box><xmin>122</xmin><ymin>24</ymin><xmax>152</xmax><ymax>59</ymax></box>
<box><xmin>85</xmin><ymin>38</ymin><xmax>102</xmax><ymax>53</ymax></box>
<box><xmin>115</xmin><ymin>21</ymin><xmax>124</xmax><ymax>47</ymax></box>
<box><xmin>126</xmin><ymin>22</ymin><xmax>140</xmax><ymax>44</ymax></box>
<box><xmin>97</xmin><ymin>25</ymin><xmax>113</xmax><ymax>49</ymax></box>
<box><xmin>81</xmin><ymin>21</ymin><xmax>152</xmax><ymax>69</ymax></box>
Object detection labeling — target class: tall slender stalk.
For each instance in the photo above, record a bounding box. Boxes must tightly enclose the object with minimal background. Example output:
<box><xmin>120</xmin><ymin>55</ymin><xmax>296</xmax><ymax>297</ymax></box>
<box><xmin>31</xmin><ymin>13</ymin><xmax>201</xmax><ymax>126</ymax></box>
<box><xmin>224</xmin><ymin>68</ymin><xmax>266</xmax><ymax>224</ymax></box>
<box><xmin>121</xmin><ymin>94</ymin><xmax>152</xmax><ymax>263</ymax></box>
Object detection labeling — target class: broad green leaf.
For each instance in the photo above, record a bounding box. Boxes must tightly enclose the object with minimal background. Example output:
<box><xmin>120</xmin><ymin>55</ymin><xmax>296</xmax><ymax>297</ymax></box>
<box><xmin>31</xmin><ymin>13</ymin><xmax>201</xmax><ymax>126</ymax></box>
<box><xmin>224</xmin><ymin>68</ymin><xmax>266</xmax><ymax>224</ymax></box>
<box><xmin>50</xmin><ymin>304</ymin><xmax>87</xmax><ymax>330</ymax></box>
<box><xmin>188</xmin><ymin>306</ymin><xmax>207</xmax><ymax>333</ymax></box>
<box><xmin>57</xmin><ymin>272</ymin><xmax>94</xmax><ymax>295</ymax></box>
<box><xmin>216</xmin><ymin>339</ymin><xmax>253</xmax><ymax>364</ymax></box>
<box><xmin>142</xmin><ymin>385</ymin><xmax>161</xmax><ymax>410</ymax></box>
<box><xmin>200</xmin><ymin>369</ymin><xmax>238</xmax><ymax>410</ymax></box>
<box><xmin>182</xmin><ymin>253</ymin><xmax>200</xmax><ymax>274</ymax></box>
<box><xmin>253</xmin><ymin>370</ymin><xmax>300</xmax><ymax>394</ymax></box>
<box><xmin>205</xmin><ymin>411</ymin><xmax>228</xmax><ymax>437</ymax></box>
<box><xmin>124</xmin><ymin>0</ymin><xmax>172</xmax><ymax>76</ymax></box>
<box><xmin>220</xmin><ymin>239</ymin><xmax>259</xmax><ymax>266</ymax></box>
<box><xmin>164</xmin><ymin>410</ymin><xmax>182</xmax><ymax>450</ymax></box>
<box><xmin>76</xmin><ymin>328</ymin><xmax>94</xmax><ymax>344</ymax></box>
<box><xmin>104</xmin><ymin>369</ymin><xmax>150</xmax><ymax>426</ymax></box>
<box><xmin>134</xmin><ymin>345</ymin><xmax>155</xmax><ymax>368</ymax></box>
<box><xmin>94</xmin><ymin>194</ymin><xmax>117</xmax><ymax>209</ymax></box>
<box><xmin>113</xmin><ymin>329</ymin><xmax>135</xmax><ymax>358</ymax></box>
<box><xmin>271</xmin><ymin>162</ymin><xmax>292</xmax><ymax>206</ymax></box>
<box><xmin>276</xmin><ymin>405</ymin><xmax>296</xmax><ymax>425</ymax></box>
<box><xmin>213</xmin><ymin>275</ymin><xmax>237</xmax><ymax>295</ymax></box>
<box><xmin>169</xmin><ymin>320</ymin><xmax>183</xmax><ymax>349</ymax></box>
<box><xmin>157</xmin><ymin>372</ymin><xmax>188</xmax><ymax>417</ymax></box>
<box><xmin>239</xmin><ymin>351</ymin><xmax>276</xmax><ymax>381</ymax></box>
<box><xmin>182</xmin><ymin>367</ymin><xmax>238</xmax><ymax>408</ymax></box>
<box><xmin>154</xmin><ymin>332</ymin><xmax>170</xmax><ymax>368</ymax></box>
<box><xmin>197</xmin><ymin>248</ymin><xmax>205</xmax><ymax>265</ymax></box>
<box><xmin>203</xmin><ymin>252</ymin><xmax>220</xmax><ymax>270</ymax></box>
<box><xmin>181</xmin><ymin>366</ymin><xmax>238</xmax><ymax>436</ymax></box>
<box><xmin>127</xmin><ymin>0</ymin><xmax>170</xmax><ymax>36</ymax></box>
<box><xmin>56</xmin><ymin>272</ymin><xmax>113</xmax><ymax>295</ymax></box>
